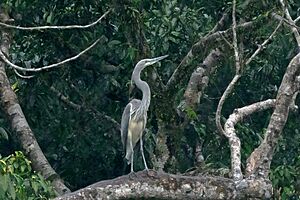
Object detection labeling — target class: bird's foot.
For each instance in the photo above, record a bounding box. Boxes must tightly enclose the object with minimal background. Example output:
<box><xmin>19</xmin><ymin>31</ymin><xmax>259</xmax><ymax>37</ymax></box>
<box><xmin>143</xmin><ymin>166</ymin><xmax>149</xmax><ymax>172</ymax></box>
<box><xmin>128</xmin><ymin>171</ymin><xmax>138</xmax><ymax>180</ymax></box>
<box><xmin>143</xmin><ymin>168</ymin><xmax>157</xmax><ymax>178</ymax></box>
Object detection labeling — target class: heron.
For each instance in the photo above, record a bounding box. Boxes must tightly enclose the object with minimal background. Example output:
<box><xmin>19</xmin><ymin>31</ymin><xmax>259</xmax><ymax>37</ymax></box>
<box><xmin>121</xmin><ymin>55</ymin><xmax>168</xmax><ymax>173</ymax></box>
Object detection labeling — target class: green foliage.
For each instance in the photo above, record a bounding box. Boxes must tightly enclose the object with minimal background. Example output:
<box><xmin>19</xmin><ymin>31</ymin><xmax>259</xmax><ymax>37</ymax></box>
<box><xmin>1</xmin><ymin>0</ymin><xmax>300</xmax><ymax>198</ymax></box>
<box><xmin>0</xmin><ymin>151</ymin><xmax>56</xmax><ymax>200</ymax></box>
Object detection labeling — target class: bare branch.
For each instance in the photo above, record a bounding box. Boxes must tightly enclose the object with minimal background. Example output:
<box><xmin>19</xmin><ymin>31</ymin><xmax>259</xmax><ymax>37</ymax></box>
<box><xmin>279</xmin><ymin>0</ymin><xmax>300</xmax><ymax>46</ymax></box>
<box><xmin>54</xmin><ymin>170</ymin><xmax>273</xmax><ymax>200</ymax></box>
<box><xmin>219</xmin><ymin>32</ymin><xmax>234</xmax><ymax>48</ymax></box>
<box><xmin>205</xmin><ymin>12</ymin><xmax>229</xmax><ymax>36</ymax></box>
<box><xmin>246</xmin><ymin>52</ymin><xmax>300</xmax><ymax>178</ymax></box>
<box><xmin>164</xmin><ymin>11</ymin><xmax>230</xmax><ymax>91</ymax></box>
<box><xmin>271</xmin><ymin>13</ymin><xmax>300</xmax><ymax>31</ymax></box>
<box><xmin>232</xmin><ymin>0</ymin><xmax>242</xmax><ymax>73</ymax></box>
<box><xmin>245</xmin><ymin>19</ymin><xmax>283</xmax><ymax>65</ymax></box>
<box><xmin>295</xmin><ymin>16</ymin><xmax>300</xmax><ymax>23</ymax></box>
<box><xmin>224</xmin><ymin>99</ymin><xmax>276</xmax><ymax>180</ymax></box>
<box><xmin>216</xmin><ymin>0</ymin><xmax>242</xmax><ymax>137</ymax></box>
<box><xmin>181</xmin><ymin>49</ymin><xmax>222</xmax><ymax>112</ymax></box>
<box><xmin>0</xmin><ymin>10</ymin><xmax>110</xmax><ymax>31</ymax></box>
<box><xmin>0</xmin><ymin>38</ymin><xmax>100</xmax><ymax>72</ymax></box>
<box><xmin>0</xmin><ymin>14</ymin><xmax>70</xmax><ymax>195</ymax></box>
<box><xmin>13</xmin><ymin>69</ymin><xmax>35</xmax><ymax>79</ymax></box>
<box><xmin>49</xmin><ymin>86</ymin><xmax>121</xmax><ymax>130</ymax></box>
<box><xmin>165</xmin><ymin>21</ymin><xmax>254</xmax><ymax>91</ymax></box>
<box><xmin>50</xmin><ymin>86</ymin><xmax>82</xmax><ymax>110</ymax></box>
<box><xmin>216</xmin><ymin>0</ymin><xmax>243</xmax><ymax>178</ymax></box>
<box><xmin>215</xmin><ymin>75</ymin><xmax>241</xmax><ymax>135</ymax></box>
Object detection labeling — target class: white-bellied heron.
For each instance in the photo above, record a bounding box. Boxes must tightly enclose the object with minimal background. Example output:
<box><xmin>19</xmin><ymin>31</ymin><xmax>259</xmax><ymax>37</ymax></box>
<box><xmin>121</xmin><ymin>55</ymin><xmax>168</xmax><ymax>173</ymax></box>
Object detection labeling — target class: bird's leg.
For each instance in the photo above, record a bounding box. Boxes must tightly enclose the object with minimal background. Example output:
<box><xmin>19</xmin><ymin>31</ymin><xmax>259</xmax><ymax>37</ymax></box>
<box><xmin>130</xmin><ymin>140</ymin><xmax>134</xmax><ymax>173</ymax></box>
<box><xmin>128</xmin><ymin>141</ymin><xmax>138</xmax><ymax>179</ymax></box>
<box><xmin>140</xmin><ymin>134</ymin><xmax>149</xmax><ymax>171</ymax></box>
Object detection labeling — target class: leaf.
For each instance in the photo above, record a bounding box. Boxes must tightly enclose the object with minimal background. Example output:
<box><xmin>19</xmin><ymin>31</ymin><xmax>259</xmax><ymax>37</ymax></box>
<box><xmin>46</xmin><ymin>12</ymin><xmax>53</xmax><ymax>23</ymax></box>
<box><xmin>11</xmin><ymin>82</ymin><xmax>19</xmax><ymax>93</ymax></box>
<box><xmin>13</xmin><ymin>162</ymin><xmax>19</xmax><ymax>169</ymax></box>
<box><xmin>108</xmin><ymin>40</ymin><xmax>121</xmax><ymax>48</ymax></box>
<box><xmin>31</xmin><ymin>181</ymin><xmax>39</xmax><ymax>194</ymax></box>
<box><xmin>0</xmin><ymin>128</ymin><xmax>8</xmax><ymax>141</ymax></box>
<box><xmin>7</xmin><ymin>175</ymin><xmax>16</xmax><ymax>200</ymax></box>
<box><xmin>0</xmin><ymin>186</ymin><xmax>6</xmax><ymax>200</ymax></box>
<box><xmin>20</xmin><ymin>165</ymin><xmax>26</xmax><ymax>173</ymax></box>
<box><xmin>0</xmin><ymin>174</ymin><xmax>8</xmax><ymax>192</ymax></box>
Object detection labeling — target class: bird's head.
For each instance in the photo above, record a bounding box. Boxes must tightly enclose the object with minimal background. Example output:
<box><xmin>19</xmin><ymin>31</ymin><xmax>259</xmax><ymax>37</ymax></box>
<box><xmin>136</xmin><ymin>55</ymin><xmax>168</xmax><ymax>70</ymax></box>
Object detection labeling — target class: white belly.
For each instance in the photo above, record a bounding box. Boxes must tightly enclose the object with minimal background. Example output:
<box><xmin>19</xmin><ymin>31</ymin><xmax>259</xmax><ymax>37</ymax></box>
<box><xmin>128</xmin><ymin>120</ymin><xmax>144</xmax><ymax>145</ymax></box>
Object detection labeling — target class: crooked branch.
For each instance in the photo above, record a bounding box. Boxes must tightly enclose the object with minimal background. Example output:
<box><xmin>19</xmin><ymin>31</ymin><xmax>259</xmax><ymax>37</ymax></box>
<box><xmin>0</xmin><ymin>14</ymin><xmax>70</xmax><ymax>195</ymax></box>
<box><xmin>215</xmin><ymin>0</ymin><xmax>243</xmax><ymax>180</ymax></box>
<box><xmin>0</xmin><ymin>10</ymin><xmax>110</xmax><ymax>31</ymax></box>
<box><xmin>13</xmin><ymin>69</ymin><xmax>35</xmax><ymax>79</ymax></box>
<box><xmin>0</xmin><ymin>38</ymin><xmax>100</xmax><ymax>72</ymax></box>
<box><xmin>246</xmin><ymin>52</ymin><xmax>300</xmax><ymax>178</ymax></box>
<box><xmin>165</xmin><ymin>20</ymin><xmax>253</xmax><ymax>91</ymax></box>
<box><xmin>246</xmin><ymin>19</ymin><xmax>283</xmax><ymax>66</ymax></box>
<box><xmin>279</xmin><ymin>0</ymin><xmax>300</xmax><ymax>47</ymax></box>
<box><xmin>271</xmin><ymin>13</ymin><xmax>300</xmax><ymax>41</ymax></box>
<box><xmin>224</xmin><ymin>99</ymin><xmax>276</xmax><ymax>181</ymax></box>
<box><xmin>50</xmin><ymin>86</ymin><xmax>120</xmax><ymax>130</ymax></box>
<box><xmin>181</xmin><ymin>49</ymin><xmax>222</xmax><ymax>113</ymax></box>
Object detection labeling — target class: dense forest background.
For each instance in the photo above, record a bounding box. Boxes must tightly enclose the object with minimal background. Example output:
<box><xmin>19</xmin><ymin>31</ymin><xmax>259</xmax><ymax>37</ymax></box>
<box><xmin>0</xmin><ymin>0</ymin><xmax>299</xmax><ymax>199</ymax></box>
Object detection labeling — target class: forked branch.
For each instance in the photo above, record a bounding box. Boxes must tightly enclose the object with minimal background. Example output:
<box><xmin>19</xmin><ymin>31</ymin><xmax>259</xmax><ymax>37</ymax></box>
<box><xmin>224</xmin><ymin>99</ymin><xmax>276</xmax><ymax>180</ymax></box>
<box><xmin>0</xmin><ymin>10</ymin><xmax>110</xmax><ymax>31</ymax></box>
<box><xmin>0</xmin><ymin>38</ymin><xmax>101</xmax><ymax>72</ymax></box>
<box><xmin>246</xmin><ymin>52</ymin><xmax>300</xmax><ymax>177</ymax></box>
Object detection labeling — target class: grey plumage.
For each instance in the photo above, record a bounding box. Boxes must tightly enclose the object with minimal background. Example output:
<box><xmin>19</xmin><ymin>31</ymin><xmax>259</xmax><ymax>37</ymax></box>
<box><xmin>121</xmin><ymin>55</ymin><xmax>168</xmax><ymax>173</ymax></box>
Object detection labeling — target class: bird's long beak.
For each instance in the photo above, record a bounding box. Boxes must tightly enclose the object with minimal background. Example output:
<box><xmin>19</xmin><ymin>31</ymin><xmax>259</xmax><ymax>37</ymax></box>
<box><xmin>147</xmin><ymin>55</ymin><xmax>168</xmax><ymax>66</ymax></box>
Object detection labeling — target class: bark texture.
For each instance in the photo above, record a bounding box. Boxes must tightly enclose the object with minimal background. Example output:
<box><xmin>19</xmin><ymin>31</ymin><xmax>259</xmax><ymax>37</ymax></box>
<box><xmin>166</xmin><ymin>21</ymin><xmax>254</xmax><ymax>92</ymax></box>
<box><xmin>246</xmin><ymin>52</ymin><xmax>300</xmax><ymax>178</ymax></box>
<box><xmin>0</xmin><ymin>14</ymin><xmax>70</xmax><ymax>195</ymax></box>
<box><xmin>54</xmin><ymin>170</ymin><xmax>273</xmax><ymax>200</ymax></box>
<box><xmin>183</xmin><ymin>49</ymin><xmax>222</xmax><ymax>111</ymax></box>
<box><xmin>224</xmin><ymin>99</ymin><xmax>276</xmax><ymax>180</ymax></box>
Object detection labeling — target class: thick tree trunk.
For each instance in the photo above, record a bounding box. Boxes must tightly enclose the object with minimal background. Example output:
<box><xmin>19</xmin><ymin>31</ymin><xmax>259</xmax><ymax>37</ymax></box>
<box><xmin>0</xmin><ymin>13</ymin><xmax>70</xmax><ymax>195</ymax></box>
<box><xmin>54</xmin><ymin>170</ymin><xmax>272</xmax><ymax>200</ymax></box>
<box><xmin>246</xmin><ymin>52</ymin><xmax>300</xmax><ymax>178</ymax></box>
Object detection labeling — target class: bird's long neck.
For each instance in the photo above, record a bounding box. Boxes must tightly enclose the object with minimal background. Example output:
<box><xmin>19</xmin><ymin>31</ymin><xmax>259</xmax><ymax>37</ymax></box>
<box><xmin>132</xmin><ymin>67</ymin><xmax>150</xmax><ymax>113</ymax></box>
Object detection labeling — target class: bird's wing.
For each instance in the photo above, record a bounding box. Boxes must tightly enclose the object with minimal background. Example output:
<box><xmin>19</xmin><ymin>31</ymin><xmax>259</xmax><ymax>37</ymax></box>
<box><xmin>120</xmin><ymin>99</ymin><xmax>141</xmax><ymax>152</ymax></box>
<box><xmin>121</xmin><ymin>103</ymin><xmax>131</xmax><ymax>151</ymax></box>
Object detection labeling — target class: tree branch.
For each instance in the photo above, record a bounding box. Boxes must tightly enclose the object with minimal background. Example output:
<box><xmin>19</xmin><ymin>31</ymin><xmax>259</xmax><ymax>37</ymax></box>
<box><xmin>246</xmin><ymin>52</ymin><xmax>300</xmax><ymax>178</ymax></box>
<box><xmin>271</xmin><ymin>13</ymin><xmax>300</xmax><ymax>39</ymax></box>
<box><xmin>215</xmin><ymin>1</ymin><xmax>246</xmax><ymax>180</ymax></box>
<box><xmin>232</xmin><ymin>0</ymin><xmax>242</xmax><ymax>74</ymax></box>
<box><xmin>216</xmin><ymin>0</ymin><xmax>243</xmax><ymax>138</ymax></box>
<box><xmin>165</xmin><ymin>21</ymin><xmax>253</xmax><ymax>92</ymax></box>
<box><xmin>49</xmin><ymin>86</ymin><xmax>120</xmax><ymax>130</ymax></box>
<box><xmin>54</xmin><ymin>170</ymin><xmax>273</xmax><ymax>200</ymax></box>
<box><xmin>224</xmin><ymin>99</ymin><xmax>276</xmax><ymax>181</ymax></box>
<box><xmin>50</xmin><ymin>86</ymin><xmax>82</xmax><ymax>110</ymax></box>
<box><xmin>279</xmin><ymin>0</ymin><xmax>300</xmax><ymax>47</ymax></box>
<box><xmin>0</xmin><ymin>10</ymin><xmax>110</xmax><ymax>31</ymax></box>
<box><xmin>205</xmin><ymin>12</ymin><xmax>229</xmax><ymax>37</ymax></box>
<box><xmin>13</xmin><ymin>69</ymin><xmax>35</xmax><ymax>79</ymax></box>
<box><xmin>0</xmin><ymin>14</ymin><xmax>70</xmax><ymax>195</ymax></box>
<box><xmin>0</xmin><ymin>38</ymin><xmax>101</xmax><ymax>72</ymax></box>
<box><xmin>245</xmin><ymin>19</ymin><xmax>283</xmax><ymax>65</ymax></box>
<box><xmin>179</xmin><ymin>49</ymin><xmax>223</xmax><ymax>115</ymax></box>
